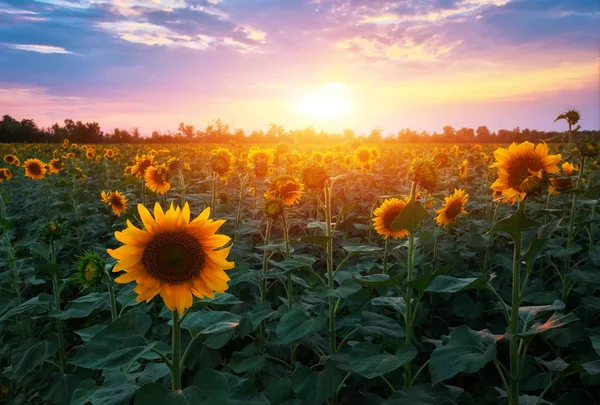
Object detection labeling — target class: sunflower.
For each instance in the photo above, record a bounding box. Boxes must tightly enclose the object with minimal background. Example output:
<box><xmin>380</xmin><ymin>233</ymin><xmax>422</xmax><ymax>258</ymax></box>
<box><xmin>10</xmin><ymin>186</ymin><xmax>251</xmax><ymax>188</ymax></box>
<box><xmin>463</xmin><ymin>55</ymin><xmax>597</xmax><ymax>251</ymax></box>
<box><xmin>48</xmin><ymin>158</ymin><xmax>64</xmax><ymax>174</ymax></box>
<box><xmin>458</xmin><ymin>159</ymin><xmax>467</xmax><ymax>179</ymax></box>
<box><xmin>264</xmin><ymin>175</ymin><xmax>303</xmax><ymax>206</ymax></box>
<box><xmin>85</xmin><ymin>150</ymin><xmax>94</xmax><ymax>159</ymax></box>
<box><xmin>353</xmin><ymin>146</ymin><xmax>373</xmax><ymax>167</ymax></box>
<box><xmin>302</xmin><ymin>164</ymin><xmax>329</xmax><ymax>189</ymax></box>
<box><xmin>104</xmin><ymin>149</ymin><xmax>115</xmax><ymax>159</ymax></box>
<box><xmin>264</xmin><ymin>196</ymin><xmax>284</xmax><ymax>219</ymax></box>
<box><xmin>210</xmin><ymin>147</ymin><xmax>234</xmax><ymax>179</ymax></box>
<box><xmin>101</xmin><ymin>190</ymin><xmax>128</xmax><ymax>216</ymax></box>
<box><xmin>63</xmin><ymin>138</ymin><xmax>69</xmax><ymax>147</ymax></box>
<box><xmin>372</xmin><ymin>198</ymin><xmax>409</xmax><ymax>239</ymax></box>
<box><xmin>108</xmin><ymin>202</ymin><xmax>234</xmax><ymax>314</ymax></box>
<box><xmin>435</xmin><ymin>189</ymin><xmax>469</xmax><ymax>227</ymax></box>
<box><xmin>247</xmin><ymin>147</ymin><xmax>273</xmax><ymax>178</ymax></box>
<box><xmin>0</xmin><ymin>168</ymin><xmax>13</xmax><ymax>182</ymax></box>
<box><xmin>490</xmin><ymin>142</ymin><xmax>561</xmax><ymax>203</ymax></box>
<box><xmin>73</xmin><ymin>251</ymin><xmax>105</xmax><ymax>289</ymax></box>
<box><xmin>410</xmin><ymin>157</ymin><xmax>439</xmax><ymax>191</ymax></box>
<box><xmin>144</xmin><ymin>165</ymin><xmax>171</xmax><ymax>194</ymax></box>
<box><xmin>312</xmin><ymin>152</ymin><xmax>324</xmax><ymax>165</ymax></box>
<box><xmin>23</xmin><ymin>158</ymin><xmax>47</xmax><ymax>180</ymax></box>
<box><xmin>3</xmin><ymin>155</ymin><xmax>19</xmax><ymax>166</ymax></box>
<box><xmin>132</xmin><ymin>154</ymin><xmax>155</xmax><ymax>179</ymax></box>
<box><xmin>549</xmin><ymin>162</ymin><xmax>578</xmax><ymax>195</ymax></box>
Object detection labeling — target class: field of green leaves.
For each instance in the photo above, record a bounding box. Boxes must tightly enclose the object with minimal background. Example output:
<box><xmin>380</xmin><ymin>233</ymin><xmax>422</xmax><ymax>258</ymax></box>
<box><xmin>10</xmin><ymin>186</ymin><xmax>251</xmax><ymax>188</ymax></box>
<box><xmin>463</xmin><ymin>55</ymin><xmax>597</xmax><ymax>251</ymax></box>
<box><xmin>1</xmin><ymin>133</ymin><xmax>599</xmax><ymax>405</ymax></box>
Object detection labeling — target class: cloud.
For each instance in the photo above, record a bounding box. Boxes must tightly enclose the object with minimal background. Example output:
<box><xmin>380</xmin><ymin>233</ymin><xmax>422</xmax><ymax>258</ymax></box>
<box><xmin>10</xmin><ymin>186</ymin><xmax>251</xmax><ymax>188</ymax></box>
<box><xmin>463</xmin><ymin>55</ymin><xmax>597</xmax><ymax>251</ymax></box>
<box><xmin>4</xmin><ymin>44</ymin><xmax>73</xmax><ymax>53</ymax></box>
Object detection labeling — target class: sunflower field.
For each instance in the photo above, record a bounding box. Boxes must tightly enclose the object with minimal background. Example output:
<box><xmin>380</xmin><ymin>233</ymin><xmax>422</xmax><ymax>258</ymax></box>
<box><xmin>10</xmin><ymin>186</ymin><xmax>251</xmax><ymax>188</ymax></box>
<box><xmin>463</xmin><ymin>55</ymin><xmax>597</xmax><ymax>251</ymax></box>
<box><xmin>1</xmin><ymin>129</ymin><xmax>600</xmax><ymax>405</ymax></box>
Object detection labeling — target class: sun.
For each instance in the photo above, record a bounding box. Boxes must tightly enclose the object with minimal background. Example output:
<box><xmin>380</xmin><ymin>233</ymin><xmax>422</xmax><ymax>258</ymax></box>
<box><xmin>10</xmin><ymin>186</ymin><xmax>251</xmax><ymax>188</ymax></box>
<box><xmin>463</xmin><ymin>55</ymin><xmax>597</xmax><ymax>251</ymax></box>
<box><xmin>296</xmin><ymin>92</ymin><xmax>350</xmax><ymax>119</ymax></box>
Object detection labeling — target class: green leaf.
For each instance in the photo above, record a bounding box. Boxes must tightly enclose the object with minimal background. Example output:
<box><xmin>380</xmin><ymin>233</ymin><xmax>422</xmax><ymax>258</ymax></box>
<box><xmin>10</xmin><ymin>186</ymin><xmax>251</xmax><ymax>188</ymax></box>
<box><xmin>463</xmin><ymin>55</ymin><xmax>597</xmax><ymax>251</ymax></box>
<box><xmin>0</xmin><ymin>295</ymin><xmax>50</xmax><ymax>322</ymax></box>
<box><xmin>591</xmin><ymin>334</ymin><xmax>600</xmax><ymax>356</ymax></box>
<box><xmin>71</xmin><ymin>311</ymin><xmax>155</xmax><ymax>370</ymax></box>
<box><xmin>136</xmin><ymin>363</ymin><xmax>171</xmax><ymax>386</ymax></box>
<box><xmin>316</xmin><ymin>279</ymin><xmax>361</xmax><ymax>298</ymax></box>
<box><xmin>360</xmin><ymin>311</ymin><xmax>405</xmax><ymax>338</ymax></box>
<box><xmin>181</xmin><ymin>311</ymin><xmax>241</xmax><ymax>335</ymax></box>
<box><xmin>271</xmin><ymin>256</ymin><xmax>316</xmax><ymax>273</ymax></box>
<box><xmin>196</xmin><ymin>293</ymin><xmax>243</xmax><ymax>305</ymax></box>
<box><xmin>522</xmin><ymin>238</ymin><xmax>548</xmax><ymax>270</ymax></box>
<box><xmin>429</xmin><ymin>326</ymin><xmax>497</xmax><ymax>384</ymax></box>
<box><xmin>40</xmin><ymin>374</ymin><xmax>82</xmax><ymax>405</ymax></box>
<box><xmin>350</xmin><ymin>342</ymin><xmax>416</xmax><ymax>379</ymax></box>
<box><xmin>228</xmin><ymin>350</ymin><xmax>266</xmax><ymax>374</ymax></box>
<box><xmin>342</xmin><ymin>245</ymin><xmax>383</xmax><ymax>254</ymax></box>
<box><xmin>11</xmin><ymin>339</ymin><xmax>58</xmax><ymax>381</ymax></box>
<box><xmin>371</xmin><ymin>296</ymin><xmax>406</xmax><ymax>315</ymax></box>
<box><xmin>425</xmin><ymin>275</ymin><xmax>488</xmax><ymax>294</ymax></box>
<box><xmin>49</xmin><ymin>293</ymin><xmax>106</xmax><ymax>320</ymax></box>
<box><xmin>316</xmin><ymin>365</ymin><xmax>342</xmax><ymax>404</ymax></box>
<box><xmin>74</xmin><ymin>324</ymin><xmax>107</xmax><ymax>342</ymax></box>
<box><xmin>391</xmin><ymin>200</ymin><xmax>429</xmax><ymax>233</ymax></box>
<box><xmin>352</xmin><ymin>273</ymin><xmax>402</xmax><ymax>287</ymax></box>
<box><xmin>489</xmin><ymin>209</ymin><xmax>539</xmax><ymax>241</ymax></box>
<box><xmin>298</xmin><ymin>235</ymin><xmax>332</xmax><ymax>247</ymax></box>
<box><xmin>384</xmin><ymin>385</ymin><xmax>464</xmax><ymax>405</ymax></box>
<box><xmin>276</xmin><ymin>308</ymin><xmax>327</xmax><ymax>345</ymax></box>
<box><xmin>517</xmin><ymin>312</ymin><xmax>579</xmax><ymax>337</ymax></box>
<box><xmin>519</xmin><ymin>300</ymin><xmax>565</xmax><ymax>325</ymax></box>
<box><xmin>71</xmin><ymin>373</ymin><xmax>138</xmax><ymax>405</ymax></box>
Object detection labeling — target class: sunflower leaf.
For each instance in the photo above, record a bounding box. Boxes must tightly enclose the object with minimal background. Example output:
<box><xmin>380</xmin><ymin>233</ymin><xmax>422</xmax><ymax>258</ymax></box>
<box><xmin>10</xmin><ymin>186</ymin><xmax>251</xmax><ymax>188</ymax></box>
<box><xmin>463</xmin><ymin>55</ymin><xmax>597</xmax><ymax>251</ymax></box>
<box><xmin>390</xmin><ymin>200</ymin><xmax>428</xmax><ymax>233</ymax></box>
<box><xmin>488</xmin><ymin>209</ymin><xmax>540</xmax><ymax>241</ymax></box>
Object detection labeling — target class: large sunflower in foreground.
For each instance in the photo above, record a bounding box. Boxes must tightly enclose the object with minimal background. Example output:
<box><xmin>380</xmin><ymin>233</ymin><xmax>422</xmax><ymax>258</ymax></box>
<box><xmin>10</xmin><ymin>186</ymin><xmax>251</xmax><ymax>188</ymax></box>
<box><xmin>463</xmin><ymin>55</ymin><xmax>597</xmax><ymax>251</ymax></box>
<box><xmin>490</xmin><ymin>141</ymin><xmax>560</xmax><ymax>203</ymax></box>
<box><xmin>23</xmin><ymin>158</ymin><xmax>47</xmax><ymax>180</ymax></box>
<box><xmin>101</xmin><ymin>190</ymin><xmax>129</xmax><ymax>216</ymax></box>
<box><xmin>108</xmin><ymin>202</ymin><xmax>234</xmax><ymax>314</ymax></box>
<box><xmin>372</xmin><ymin>198</ymin><xmax>409</xmax><ymax>239</ymax></box>
<box><xmin>435</xmin><ymin>189</ymin><xmax>469</xmax><ymax>227</ymax></box>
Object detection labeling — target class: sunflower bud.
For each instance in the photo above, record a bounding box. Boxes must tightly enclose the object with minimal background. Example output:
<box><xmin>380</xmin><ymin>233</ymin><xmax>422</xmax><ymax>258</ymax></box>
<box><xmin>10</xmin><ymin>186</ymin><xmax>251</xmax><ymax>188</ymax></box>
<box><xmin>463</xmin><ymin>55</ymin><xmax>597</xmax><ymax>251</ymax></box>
<box><xmin>73</xmin><ymin>251</ymin><xmax>105</xmax><ymax>290</ymax></box>
<box><xmin>264</xmin><ymin>196</ymin><xmax>284</xmax><ymax>219</ymax></box>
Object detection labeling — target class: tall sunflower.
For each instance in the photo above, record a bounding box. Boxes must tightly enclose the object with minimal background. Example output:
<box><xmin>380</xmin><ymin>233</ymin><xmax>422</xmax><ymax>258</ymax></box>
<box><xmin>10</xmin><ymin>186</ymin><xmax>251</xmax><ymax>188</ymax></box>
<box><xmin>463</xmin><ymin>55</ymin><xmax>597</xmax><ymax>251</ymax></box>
<box><xmin>145</xmin><ymin>164</ymin><xmax>171</xmax><ymax>194</ymax></box>
<box><xmin>372</xmin><ymin>198</ymin><xmax>409</xmax><ymax>239</ymax></box>
<box><xmin>490</xmin><ymin>142</ymin><xmax>560</xmax><ymax>203</ymax></box>
<box><xmin>101</xmin><ymin>190</ymin><xmax>129</xmax><ymax>216</ymax></box>
<box><xmin>435</xmin><ymin>189</ymin><xmax>469</xmax><ymax>227</ymax></box>
<box><xmin>410</xmin><ymin>157</ymin><xmax>439</xmax><ymax>192</ymax></box>
<box><xmin>264</xmin><ymin>175</ymin><xmax>303</xmax><ymax>206</ymax></box>
<box><xmin>108</xmin><ymin>202</ymin><xmax>234</xmax><ymax>314</ymax></box>
<box><xmin>23</xmin><ymin>158</ymin><xmax>47</xmax><ymax>180</ymax></box>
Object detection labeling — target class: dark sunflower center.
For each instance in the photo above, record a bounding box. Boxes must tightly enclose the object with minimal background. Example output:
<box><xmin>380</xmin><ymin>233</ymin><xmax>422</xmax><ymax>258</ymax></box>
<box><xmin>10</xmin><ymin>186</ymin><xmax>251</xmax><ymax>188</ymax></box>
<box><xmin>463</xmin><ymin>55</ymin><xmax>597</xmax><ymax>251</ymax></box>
<box><xmin>507</xmin><ymin>157</ymin><xmax>543</xmax><ymax>190</ymax></box>
<box><xmin>444</xmin><ymin>200</ymin><xmax>463</xmax><ymax>219</ymax></box>
<box><xmin>357</xmin><ymin>150</ymin><xmax>370</xmax><ymax>162</ymax></box>
<box><xmin>142</xmin><ymin>232</ymin><xmax>205</xmax><ymax>285</ymax></box>
<box><xmin>382</xmin><ymin>206</ymin><xmax>403</xmax><ymax>230</ymax></box>
<box><xmin>279</xmin><ymin>183</ymin><xmax>298</xmax><ymax>198</ymax></box>
<box><xmin>28</xmin><ymin>163</ymin><xmax>42</xmax><ymax>175</ymax></box>
<box><xmin>110</xmin><ymin>195</ymin><xmax>124</xmax><ymax>209</ymax></box>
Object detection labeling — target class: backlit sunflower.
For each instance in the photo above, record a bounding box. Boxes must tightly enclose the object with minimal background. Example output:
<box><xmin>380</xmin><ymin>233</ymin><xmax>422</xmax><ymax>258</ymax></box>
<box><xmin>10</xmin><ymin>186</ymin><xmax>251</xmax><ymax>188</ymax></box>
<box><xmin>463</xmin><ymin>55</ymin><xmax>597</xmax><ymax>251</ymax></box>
<box><xmin>372</xmin><ymin>198</ymin><xmax>409</xmax><ymax>239</ymax></box>
<box><xmin>131</xmin><ymin>154</ymin><xmax>155</xmax><ymax>179</ymax></box>
<box><xmin>0</xmin><ymin>168</ymin><xmax>12</xmax><ymax>182</ymax></box>
<box><xmin>410</xmin><ymin>157</ymin><xmax>439</xmax><ymax>191</ymax></box>
<box><xmin>435</xmin><ymin>189</ymin><xmax>469</xmax><ymax>227</ymax></box>
<box><xmin>458</xmin><ymin>159</ymin><xmax>467</xmax><ymax>179</ymax></box>
<box><xmin>144</xmin><ymin>164</ymin><xmax>171</xmax><ymax>194</ymax></box>
<box><xmin>108</xmin><ymin>202</ymin><xmax>234</xmax><ymax>314</ymax></box>
<box><xmin>549</xmin><ymin>162</ymin><xmax>578</xmax><ymax>195</ymax></box>
<box><xmin>23</xmin><ymin>158</ymin><xmax>47</xmax><ymax>180</ymax></box>
<box><xmin>48</xmin><ymin>158</ymin><xmax>64</xmax><ymax>174</ymax></box>
<box><xmin>264</xmin><ymin>196</ymin><xmax>284</xmax><ymax>219</ymax></box>
<box><xmin>4</xmin><ymin>155</ymin><xmax>19</xmax><ymax>166</ymax></box>
<box><xmin>490</xmin><ymin>141</ymin><xmax>561</xmax><ymax>203</ymax></box>
<box><xmin>353</xmin><ymin>146</ymin><xmax>373</xmax><ymax>167</ymax></box>
<box><xmin>302</xmin><ymin>164</ymin><xmax>329</xmax><ymax>189</ymax></box>
<box><xmin>210</xmin><ymin>147</ymin><xmax>234</xmax><ymax>179</ymax></box>
<box><xmin>101</xmin><ymin>190</ymin><xmax>128</xmax><ymax>216</ymax></box>
<box><xmin>264</xmin><ymin>175</ymin><xmax>304</xmax><ymax>206</ymax></box>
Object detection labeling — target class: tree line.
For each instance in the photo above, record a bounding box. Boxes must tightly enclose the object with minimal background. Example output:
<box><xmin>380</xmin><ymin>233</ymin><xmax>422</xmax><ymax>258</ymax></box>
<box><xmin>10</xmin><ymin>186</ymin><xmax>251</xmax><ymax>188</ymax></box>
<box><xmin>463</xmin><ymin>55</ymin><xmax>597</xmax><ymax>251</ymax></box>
<box><xmin>1</xmin><ymin>114</ymin><xmax>596</xmax><ymax>144</ymax></box>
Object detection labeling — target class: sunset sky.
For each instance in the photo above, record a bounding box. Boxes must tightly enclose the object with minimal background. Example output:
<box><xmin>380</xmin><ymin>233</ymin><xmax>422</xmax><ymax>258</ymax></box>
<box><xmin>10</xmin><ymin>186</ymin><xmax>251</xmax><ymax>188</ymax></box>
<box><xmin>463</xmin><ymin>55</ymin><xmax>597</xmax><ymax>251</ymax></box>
<box><xmin>1</xmin><ymin>0</ymin><xmax>598</xmax><ymax>135</ymax></box>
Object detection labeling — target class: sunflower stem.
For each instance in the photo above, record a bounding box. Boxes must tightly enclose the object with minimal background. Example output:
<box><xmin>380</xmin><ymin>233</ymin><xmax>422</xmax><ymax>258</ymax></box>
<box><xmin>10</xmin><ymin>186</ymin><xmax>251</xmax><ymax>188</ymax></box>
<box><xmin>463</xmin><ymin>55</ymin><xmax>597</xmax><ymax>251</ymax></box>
<box><xmin>564</xmin><ymin>156</ymin><xmax>585</xmax><ymax>304</ymax></box>
<box><xmin>324</xmin><ymin>183</ymin><xmax>336</xmax><ymax>357</ymax></box>
<box><xmin>106</xmin><ymin>279</ymin><xmax>118</xmax><ymax>322</ymax></box>
<box><xmin>171</xmin><ymin>310</ymin><xmax>182</xmax><ymax>392</ymax></box>
<box><xmin>404</xmin><ymin>181</ymin><xmax>417</xmax><ymax>388</ymax></box>
<box><xmin>382</xmin><ymin>237</ymin><xmax>390</xmax><ymax>274</ymax></box>
<box><xmin>51</xmin><ymin>241</ymin><xmax>66</xmax><ymax>374</ymax></box>
<box><xmin>211</xmin><ymin>171</ymin><xmax>218</xmax><ymax>211</ymax></box>
<box><xmin>508</xmin><ymin>199</ymin><xmax>524</xmax><ymax>405</ymax></box>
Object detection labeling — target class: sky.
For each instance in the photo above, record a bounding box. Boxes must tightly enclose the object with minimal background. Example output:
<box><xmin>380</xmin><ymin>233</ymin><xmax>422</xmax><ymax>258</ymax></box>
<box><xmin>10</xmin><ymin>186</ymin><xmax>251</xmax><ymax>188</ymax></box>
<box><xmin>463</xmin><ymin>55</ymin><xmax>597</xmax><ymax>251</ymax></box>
<box><xmin>0</xmin><ymin>0</ymin><xmax>598</xmax><ymax>136</ymax></box>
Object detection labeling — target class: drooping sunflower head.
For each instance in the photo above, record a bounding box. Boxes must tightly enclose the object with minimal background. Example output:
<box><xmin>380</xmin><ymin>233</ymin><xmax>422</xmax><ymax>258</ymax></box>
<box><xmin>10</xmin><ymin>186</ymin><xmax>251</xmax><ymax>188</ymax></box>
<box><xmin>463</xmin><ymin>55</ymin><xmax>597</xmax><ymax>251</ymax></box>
<box><xmin>23</xmin><ymin>158</ymin><xmax>47</xmax><ymax>180</ymax></box>
<box><xmin>264</xmin><ymin>196</ymin><xmax>284</xmax><ymax>219</ymax></box>
<box><xmin>353</xmin><ymin>146</ymin><xmax>373</xmax><ymax>167</ymax></box>
<box><xmin>434</xmin><ymin>153</ymin><xmax>449</xmax><ymax>168</ymax></box>
<box><xmin>302</xmin><ymin>164</ymin><xmax>329</xmax><ymax>189</ymax></box>
<box><xmin>458</xmin><ymin>159</ymin><xmax>467</xmax><ymax>179</ymax></box>
<box><xmin>101</xmin><ymin>190</ymin><xmax>129</xmax><ymax>216</ymax></box>
<box><xmin>0</xmin><ymin>168</ymin><xmax>13</xmax><ymax>182</ymax></box>
<box><xmin>108</xmin><ymin>202</ymin><xmax>234</xmax><ymax>314</ymax></box>
<box><xmin>144</xmin><ymin>164</ymin><xmax>171</xmax><ymax>195</ymax></box>
<box><xmin>410</xmin><ymin>156</ymin><xmax>439</xmax><ymax>192</ymax></box>
<box><xmin>435</xmin><ymin>189</ymin><xmax>469</xmax><ymax>227</ymax></box>
<box><xmin>372</xmin><ymin>197</ymin><xmax>409</xmax><ymax>239</ymax></box>
<box><xmin>73</xmin><ymin>251</ymin><xmax>105</xmax><ymax>289</ymax></box>
<box><xmin>264</xmin><ymin>175</ymin><xmax>304</xmax><ymax>206</ymax></box>
<box><xmin>490</xmin><ymin>141</ymin><xmax>560</xmax><ymax>203</ymax></box>
<box><xmin>48</xmin><ymin>158</ymin><xmax>64</xmax><ymax>174</ymax></box>
<box><xmin>210</xmin><ymin>147</ymin><xmax>234</xmax><ymax>178</ymax></box>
